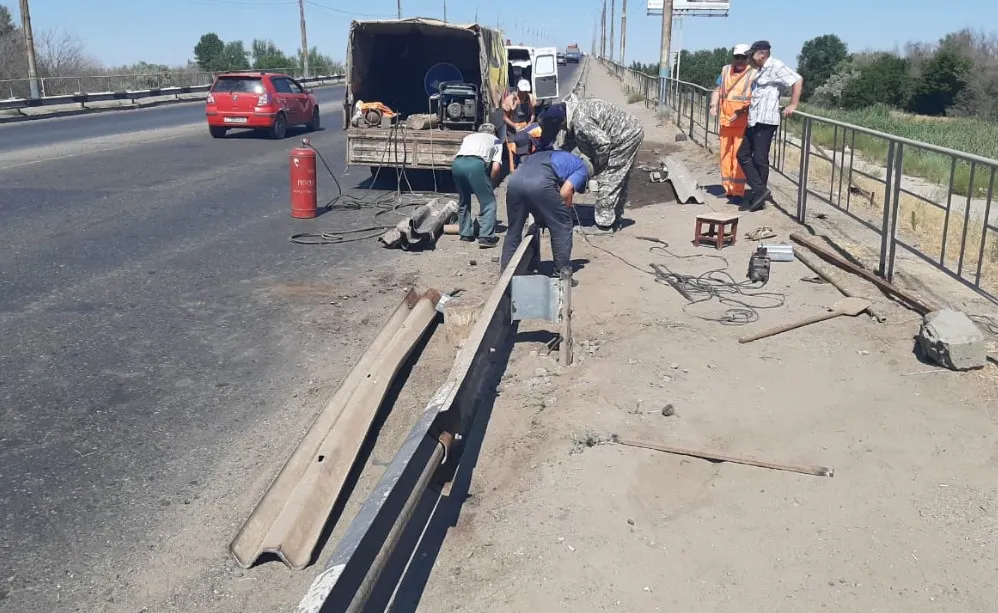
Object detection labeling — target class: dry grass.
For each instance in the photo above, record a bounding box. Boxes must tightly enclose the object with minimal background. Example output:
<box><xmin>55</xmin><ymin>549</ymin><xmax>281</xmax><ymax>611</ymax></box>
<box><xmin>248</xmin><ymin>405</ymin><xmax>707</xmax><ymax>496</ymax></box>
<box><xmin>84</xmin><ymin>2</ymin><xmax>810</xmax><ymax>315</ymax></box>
<box><xmin>673</xmin><ymin>98</ymin><xmax>998</xmax><ymax>295</ymax></box>
<box><xmin>775</xmin><ymin>142</ymin><xmax>998</xmax><ymax>296</ymax></box>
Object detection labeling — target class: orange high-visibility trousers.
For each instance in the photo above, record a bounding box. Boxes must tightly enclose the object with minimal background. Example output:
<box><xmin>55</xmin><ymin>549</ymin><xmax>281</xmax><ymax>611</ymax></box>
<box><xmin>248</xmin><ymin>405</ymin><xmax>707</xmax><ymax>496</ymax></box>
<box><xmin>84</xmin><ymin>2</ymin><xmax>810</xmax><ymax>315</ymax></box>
<box><xmin>719</xmin><ymin>124</ymin><xmax>748</xmax><ymax>197</ymax></box>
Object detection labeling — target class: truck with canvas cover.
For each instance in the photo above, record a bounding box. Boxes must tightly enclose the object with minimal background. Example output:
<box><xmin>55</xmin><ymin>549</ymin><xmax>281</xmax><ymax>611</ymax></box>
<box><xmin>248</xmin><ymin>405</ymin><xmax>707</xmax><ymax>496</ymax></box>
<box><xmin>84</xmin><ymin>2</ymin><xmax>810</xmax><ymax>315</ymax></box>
<box><xmin>342</xmin><ymin>18</ymin><xmax>507</xmax><ymax>172</ymax></box>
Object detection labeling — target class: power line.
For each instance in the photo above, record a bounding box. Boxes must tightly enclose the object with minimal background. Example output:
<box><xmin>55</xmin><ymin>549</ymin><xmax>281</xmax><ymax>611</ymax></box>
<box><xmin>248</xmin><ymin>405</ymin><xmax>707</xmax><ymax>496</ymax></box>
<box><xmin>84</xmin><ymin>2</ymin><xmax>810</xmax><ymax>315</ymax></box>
<box><xmin>305</xmin><ymin>0</ymin><xmax>395</xmax><ymax>17</ymax></box>
<box><xmin>175</xmin><ymin>0</ymin><xmax>297</xmax><ymax>6</ymax></box>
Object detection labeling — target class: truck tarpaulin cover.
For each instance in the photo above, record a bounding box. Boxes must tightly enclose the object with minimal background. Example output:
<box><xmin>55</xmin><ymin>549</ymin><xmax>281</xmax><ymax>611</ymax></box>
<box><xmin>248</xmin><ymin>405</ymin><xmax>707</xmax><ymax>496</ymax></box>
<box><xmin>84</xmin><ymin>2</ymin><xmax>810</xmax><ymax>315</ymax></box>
<box><xmin>345</xmin><ymin>18</ymin><xmax>507</xmax><ymax>118</ymax></box>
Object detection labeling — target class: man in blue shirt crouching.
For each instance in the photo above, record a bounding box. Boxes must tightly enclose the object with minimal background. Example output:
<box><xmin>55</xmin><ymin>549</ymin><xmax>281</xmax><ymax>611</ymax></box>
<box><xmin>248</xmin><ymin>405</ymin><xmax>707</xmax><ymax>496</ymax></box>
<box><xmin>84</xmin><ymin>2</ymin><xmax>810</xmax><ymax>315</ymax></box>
<box><xmin>500</xmin><ymin>147</ymin><xmax>592</xmax><ymax>277</ymax></box>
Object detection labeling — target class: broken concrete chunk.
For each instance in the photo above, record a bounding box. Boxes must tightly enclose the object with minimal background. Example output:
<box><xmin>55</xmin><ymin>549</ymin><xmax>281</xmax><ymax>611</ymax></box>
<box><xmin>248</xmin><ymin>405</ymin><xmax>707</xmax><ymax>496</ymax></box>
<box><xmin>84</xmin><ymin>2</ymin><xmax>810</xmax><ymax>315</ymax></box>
<box><xmin>917</xmin><ymin>309</ymin><xmax>986</xmax><ymax>371</ymax></box>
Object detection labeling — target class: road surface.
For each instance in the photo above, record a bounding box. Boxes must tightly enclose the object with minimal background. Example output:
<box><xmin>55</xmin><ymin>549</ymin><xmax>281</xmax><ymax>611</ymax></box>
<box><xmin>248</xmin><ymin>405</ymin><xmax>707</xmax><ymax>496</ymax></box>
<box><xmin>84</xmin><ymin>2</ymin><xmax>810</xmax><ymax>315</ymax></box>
<box><xmin>0</xmin><ymin>63</ymin><xmax>578</xmax><ymax>613</ymax></box>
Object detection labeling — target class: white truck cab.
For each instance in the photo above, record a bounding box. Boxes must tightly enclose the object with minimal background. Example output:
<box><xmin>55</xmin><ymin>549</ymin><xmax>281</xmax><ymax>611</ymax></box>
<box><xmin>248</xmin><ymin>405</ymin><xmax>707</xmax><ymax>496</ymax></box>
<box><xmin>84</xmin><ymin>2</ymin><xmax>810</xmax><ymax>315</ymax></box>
<box><xmin>505</xmin><ymin>45</ymin><xmax>560</xmax><ymax>101</ymax></box>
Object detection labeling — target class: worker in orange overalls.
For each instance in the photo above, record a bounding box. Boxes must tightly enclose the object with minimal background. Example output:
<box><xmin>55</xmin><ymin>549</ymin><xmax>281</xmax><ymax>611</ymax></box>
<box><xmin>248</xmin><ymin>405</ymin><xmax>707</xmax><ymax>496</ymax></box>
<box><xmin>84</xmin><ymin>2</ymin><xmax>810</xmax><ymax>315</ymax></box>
<box><xmin>709</xmin><ymin>43</ymin><xmax>757</xmax><ymax>203</ymax></box>
<box><xmin>502</xmin><ymin>79</ymin><xmax>537</xmax><ymax>170</ymax></box>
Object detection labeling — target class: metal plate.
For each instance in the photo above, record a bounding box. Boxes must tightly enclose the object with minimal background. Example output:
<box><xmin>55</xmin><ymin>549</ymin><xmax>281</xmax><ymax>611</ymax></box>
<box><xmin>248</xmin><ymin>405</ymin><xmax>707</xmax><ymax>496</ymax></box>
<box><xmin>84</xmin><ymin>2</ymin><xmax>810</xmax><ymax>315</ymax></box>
<box><xmin>511</xmin><ymin>274</ymin><xmax>562</xmax><ymax>323</ymax></box>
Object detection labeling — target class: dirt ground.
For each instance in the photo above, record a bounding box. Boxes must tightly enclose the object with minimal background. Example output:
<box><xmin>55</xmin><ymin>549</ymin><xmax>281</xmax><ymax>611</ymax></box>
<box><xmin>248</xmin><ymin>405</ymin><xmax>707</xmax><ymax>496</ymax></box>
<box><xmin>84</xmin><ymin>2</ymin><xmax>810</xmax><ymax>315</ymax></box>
<box><xmin>404</xmin><ymin>62</ymin><xmax>998</xmax><ymax>612</ymax></box>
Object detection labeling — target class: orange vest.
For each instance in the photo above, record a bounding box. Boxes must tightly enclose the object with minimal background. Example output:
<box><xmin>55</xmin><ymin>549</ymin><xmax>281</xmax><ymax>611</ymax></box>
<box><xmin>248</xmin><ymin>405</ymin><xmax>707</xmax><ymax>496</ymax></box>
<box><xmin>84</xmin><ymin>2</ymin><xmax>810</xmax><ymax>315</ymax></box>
<box><xmin>719</xmin><ymin>65</ymin><xmax>755</xmax><ymax>129</ymax></box>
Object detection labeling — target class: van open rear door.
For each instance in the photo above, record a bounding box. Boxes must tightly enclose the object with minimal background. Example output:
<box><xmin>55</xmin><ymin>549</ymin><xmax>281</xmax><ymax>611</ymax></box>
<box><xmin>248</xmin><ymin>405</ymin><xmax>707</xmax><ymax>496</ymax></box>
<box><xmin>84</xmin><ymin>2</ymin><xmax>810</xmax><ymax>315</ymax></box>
<box><xmin>533</xmin><ymin>47</ymin><xmax>559</xmax><ymax>100</ymax></box>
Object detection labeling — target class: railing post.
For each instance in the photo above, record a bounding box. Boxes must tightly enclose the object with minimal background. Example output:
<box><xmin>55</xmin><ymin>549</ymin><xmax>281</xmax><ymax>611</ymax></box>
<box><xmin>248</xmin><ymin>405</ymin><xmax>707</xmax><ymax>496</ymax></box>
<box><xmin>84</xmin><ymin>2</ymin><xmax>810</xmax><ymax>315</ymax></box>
<box><xmin>796</xmin><ymin>118</ymin><xmax>811</xmax><ymax>223</ymax></box>
<box><xmin>885</xmin><ymin>143</ymin><xmax>905</xmax><ymax>282</ymax></box>
<box><xmin>878</xmin><ymin>141</ymin><xmax>897</xmax><ymax>277</ymax></box>
<box><xmin>687</xmin><ymin>88</ymin><xmax>694</xmax><ymax>138</ymax></box>
<box><xmin>703</xmin><ymin>92</ymin><xmax>709</xmax><ymax>145</ymax></box>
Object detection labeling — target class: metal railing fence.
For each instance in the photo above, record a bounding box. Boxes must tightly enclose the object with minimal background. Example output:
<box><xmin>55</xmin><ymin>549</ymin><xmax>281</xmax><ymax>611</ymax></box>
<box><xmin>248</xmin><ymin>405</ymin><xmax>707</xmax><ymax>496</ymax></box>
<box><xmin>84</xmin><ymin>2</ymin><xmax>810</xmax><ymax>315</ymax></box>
<box><xmin>0</xmin><ymin>66</ymin><xmax>344</xmax><ymax>100</ymax></box>
<box><xmin>598</xmin><ymin>57</ymin><xmax>998</xmax><ymax>304</ymax></box>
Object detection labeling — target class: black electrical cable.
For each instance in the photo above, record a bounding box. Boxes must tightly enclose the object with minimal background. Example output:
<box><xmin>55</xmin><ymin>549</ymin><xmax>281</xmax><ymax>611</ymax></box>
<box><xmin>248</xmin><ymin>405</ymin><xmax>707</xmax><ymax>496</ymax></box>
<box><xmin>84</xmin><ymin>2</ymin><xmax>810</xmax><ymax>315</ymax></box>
<box><xmin>289</xmin><ymin>120</ymin><xmax>445</xmax><ymax>246</ymax></box>
<box><xmin>569</xmin><ymin>204</ymin><xmax>785</xmax><ymax>325</ymax></box>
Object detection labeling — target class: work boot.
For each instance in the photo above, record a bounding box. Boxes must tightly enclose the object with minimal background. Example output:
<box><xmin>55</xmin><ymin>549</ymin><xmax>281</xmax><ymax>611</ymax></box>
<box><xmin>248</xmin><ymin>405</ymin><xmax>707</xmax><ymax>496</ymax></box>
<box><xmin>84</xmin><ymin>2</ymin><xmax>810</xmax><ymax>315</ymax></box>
<box><xmin>478</xmin><ymin>237</ymin><xmax>499</xmax><ymax>248</ymax></box>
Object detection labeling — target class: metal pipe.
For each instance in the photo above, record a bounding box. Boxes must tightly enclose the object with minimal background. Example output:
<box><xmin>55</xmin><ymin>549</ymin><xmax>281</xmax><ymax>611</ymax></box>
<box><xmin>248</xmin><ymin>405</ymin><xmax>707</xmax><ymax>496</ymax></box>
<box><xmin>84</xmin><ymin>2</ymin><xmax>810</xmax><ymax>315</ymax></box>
<box><xmin>343</xmin><ymin>433</ymin><xmax>450</xmax><ymax>613</ymax></box>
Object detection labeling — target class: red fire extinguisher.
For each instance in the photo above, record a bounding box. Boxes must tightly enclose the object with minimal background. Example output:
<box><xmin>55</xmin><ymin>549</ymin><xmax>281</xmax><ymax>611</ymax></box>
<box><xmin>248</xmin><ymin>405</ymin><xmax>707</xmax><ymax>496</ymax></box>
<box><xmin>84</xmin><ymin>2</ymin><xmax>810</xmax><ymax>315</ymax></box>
<box><xmin>290</xmin><ymin>139</ymin><xmax>317</xmax><ymax>219</ymax></box>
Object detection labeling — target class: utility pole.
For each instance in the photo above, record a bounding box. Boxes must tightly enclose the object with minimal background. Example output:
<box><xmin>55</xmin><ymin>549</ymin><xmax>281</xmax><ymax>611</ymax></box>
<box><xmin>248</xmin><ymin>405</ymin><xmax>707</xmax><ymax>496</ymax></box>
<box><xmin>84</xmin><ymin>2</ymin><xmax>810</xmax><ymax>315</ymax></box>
<box><xmin>658</xmin><ymin>0</ymin><xmax>674</xmax><ymax>108</ymax></box>
<box><xmin>443</xmin><ymin>0</ymin><xmax>447</xmax><ymax>22</ymax></box>
<box><xmin>599</xmin><ymin>2</ymin><xmax>604</xmax><ymax>57</ymax></box>
<box><xmin>620</xmin><ymin>0</ymin><xmax>627</xmax><ymax>65</ymax></box>
<box><xmin>297</xmin><ymin>0</ymin><xmax>310</xmax><ymax>78</ymax></box>
<box><xmin>609</xmin><ymin>0</ymin><xmax>615</xmax><ymax>61</ymax></box>
<box><xmin>18</xmin><ymin>0</ymin><xmax>40</xmax><ymax>99</ymax></box>
<box><xmin>397</xmin><ymin>0</ymin><xmax>402</xmax><ymax>18</ymax></box>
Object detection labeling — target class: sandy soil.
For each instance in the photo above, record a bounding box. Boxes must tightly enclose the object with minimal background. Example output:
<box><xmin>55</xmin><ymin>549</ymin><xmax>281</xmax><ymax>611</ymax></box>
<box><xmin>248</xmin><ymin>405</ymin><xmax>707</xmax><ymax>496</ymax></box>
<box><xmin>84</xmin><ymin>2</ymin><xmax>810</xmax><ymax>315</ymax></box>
<box><xmin>402</xmin><ymin>60</ymin><xmax>998</xmax><ymax>613</ymax></box>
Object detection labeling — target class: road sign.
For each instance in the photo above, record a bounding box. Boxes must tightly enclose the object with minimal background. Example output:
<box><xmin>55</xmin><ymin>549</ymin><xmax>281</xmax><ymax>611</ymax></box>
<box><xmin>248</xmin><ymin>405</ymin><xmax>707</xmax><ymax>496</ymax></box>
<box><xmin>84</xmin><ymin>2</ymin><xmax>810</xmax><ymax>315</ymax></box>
<box><xmin>647</xmin><ymin>0</ymin><xmax>730</xmax><ymax>15</ymax></box>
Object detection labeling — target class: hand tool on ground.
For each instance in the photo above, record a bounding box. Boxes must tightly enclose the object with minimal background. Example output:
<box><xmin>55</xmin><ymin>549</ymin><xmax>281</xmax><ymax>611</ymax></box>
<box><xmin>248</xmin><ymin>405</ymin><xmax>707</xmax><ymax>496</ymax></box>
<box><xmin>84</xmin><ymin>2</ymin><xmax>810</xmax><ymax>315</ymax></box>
<box><xmin>738</xmin><ymin>296</ymin><xmax>870</xmax><ymax>343</ymax></box>
<box><xmin>612</xmin><ymin>435</ymin><xmax>834</xmax><ymax>477</ymax></box>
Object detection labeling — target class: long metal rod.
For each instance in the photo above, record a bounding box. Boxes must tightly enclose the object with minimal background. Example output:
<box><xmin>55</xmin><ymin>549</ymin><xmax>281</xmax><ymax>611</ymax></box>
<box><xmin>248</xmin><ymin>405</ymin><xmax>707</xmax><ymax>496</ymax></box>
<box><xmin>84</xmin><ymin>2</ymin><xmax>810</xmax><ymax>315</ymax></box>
<box><xmin>343</xmin><ymin>435</ymin><xmax>448</xmax><ymax>613</ymax></box>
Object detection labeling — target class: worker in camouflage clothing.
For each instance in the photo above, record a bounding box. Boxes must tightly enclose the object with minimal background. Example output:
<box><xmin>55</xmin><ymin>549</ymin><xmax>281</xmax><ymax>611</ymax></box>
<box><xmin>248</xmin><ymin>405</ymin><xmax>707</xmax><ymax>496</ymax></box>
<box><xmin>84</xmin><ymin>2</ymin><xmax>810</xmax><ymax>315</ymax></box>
<box><xmin>539</xmin><ymin>94</ymin><xmax>644</xmax><ymax>233</ymax></box>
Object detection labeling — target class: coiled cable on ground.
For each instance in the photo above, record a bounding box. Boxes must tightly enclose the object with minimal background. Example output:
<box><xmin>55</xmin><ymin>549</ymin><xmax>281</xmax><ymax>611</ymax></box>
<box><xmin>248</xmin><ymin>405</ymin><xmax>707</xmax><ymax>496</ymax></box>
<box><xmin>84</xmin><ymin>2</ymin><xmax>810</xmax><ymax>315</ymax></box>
<box><xmin>569</xmin><ymin>204</ymin><xmax>784</xmax><ymax>325</ymax></box>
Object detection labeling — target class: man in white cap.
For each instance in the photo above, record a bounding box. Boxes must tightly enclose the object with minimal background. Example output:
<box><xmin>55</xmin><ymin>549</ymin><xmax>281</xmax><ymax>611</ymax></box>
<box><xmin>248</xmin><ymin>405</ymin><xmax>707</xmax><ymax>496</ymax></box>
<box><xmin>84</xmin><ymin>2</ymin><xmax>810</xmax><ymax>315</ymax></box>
<box><xmin>709</xmin><ymin>43</ymin><xmax>757</xmax><ymax>203</ymax></box>
<box><xmin>502</xmin><ymin>78</ymin><xmax>537</xmax><ymax>170</ymax></box>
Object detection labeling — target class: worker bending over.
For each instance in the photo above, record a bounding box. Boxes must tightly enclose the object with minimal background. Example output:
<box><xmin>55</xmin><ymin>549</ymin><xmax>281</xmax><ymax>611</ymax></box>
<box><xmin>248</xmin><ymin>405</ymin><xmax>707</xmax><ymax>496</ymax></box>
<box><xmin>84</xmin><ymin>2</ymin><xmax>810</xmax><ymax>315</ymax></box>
<box><xmin>709</xmin><ymin>43</ymin><xmax>757</xmax><ymax>202</ymax></box>
<box><xmin>451</xmin><ymin>123</ymin><xmax>504</xmax><ymax>247</ymax></box>
<box><xmin>500</xmin><ymin>149</ymin><xmax>592</xmax><ymax>276</ymax></box>
<box><xmin>540</xmin><ymin>95</ymin><xmax>643</xmax><ymax>233</ymax></box>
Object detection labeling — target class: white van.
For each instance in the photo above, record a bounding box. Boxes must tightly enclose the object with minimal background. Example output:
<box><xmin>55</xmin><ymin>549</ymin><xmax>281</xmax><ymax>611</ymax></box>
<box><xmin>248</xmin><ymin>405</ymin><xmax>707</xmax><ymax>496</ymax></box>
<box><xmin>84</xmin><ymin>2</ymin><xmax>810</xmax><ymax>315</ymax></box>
<box><xmin>505</xmin><ymin>45</ymin><xmax>560</xmax><ymax>101</ymax></box>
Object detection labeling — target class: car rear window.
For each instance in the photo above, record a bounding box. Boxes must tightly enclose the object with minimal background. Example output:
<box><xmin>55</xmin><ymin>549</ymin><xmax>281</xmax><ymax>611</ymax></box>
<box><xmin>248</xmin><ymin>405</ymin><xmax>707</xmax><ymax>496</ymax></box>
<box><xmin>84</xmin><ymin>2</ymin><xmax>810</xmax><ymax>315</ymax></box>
<box><xmin>211</xmin><ymin>77</ymin><xmax>265</xmax><ymax>94</ymax></box>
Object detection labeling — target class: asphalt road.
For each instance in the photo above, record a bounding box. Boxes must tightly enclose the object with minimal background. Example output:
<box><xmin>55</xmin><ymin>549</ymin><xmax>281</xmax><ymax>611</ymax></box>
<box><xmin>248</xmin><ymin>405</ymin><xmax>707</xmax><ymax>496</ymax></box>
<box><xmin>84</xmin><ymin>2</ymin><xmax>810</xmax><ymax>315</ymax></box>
<box><xmin>0</xmin><ymin>62</ymin><xmax>578</xmax><ymax>612</ymax></box>
<box><xmin>2</xmin><ymin>85</ymin><xmax>347</xmax><ymax>152</ymax></box>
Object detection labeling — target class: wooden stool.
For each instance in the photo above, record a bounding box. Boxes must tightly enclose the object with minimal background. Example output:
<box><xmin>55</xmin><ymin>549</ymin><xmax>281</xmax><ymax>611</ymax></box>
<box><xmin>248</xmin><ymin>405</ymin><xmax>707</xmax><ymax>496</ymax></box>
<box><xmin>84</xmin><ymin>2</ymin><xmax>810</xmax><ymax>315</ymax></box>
<box><xmin>694</xmin><ymin>212</ymin><xmax>740</xmax><ymax>250</ymax></box>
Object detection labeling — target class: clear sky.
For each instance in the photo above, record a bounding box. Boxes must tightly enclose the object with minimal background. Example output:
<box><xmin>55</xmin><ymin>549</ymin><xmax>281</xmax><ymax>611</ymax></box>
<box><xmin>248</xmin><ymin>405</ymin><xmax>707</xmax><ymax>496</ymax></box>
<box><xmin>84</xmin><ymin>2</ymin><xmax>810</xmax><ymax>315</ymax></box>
<box><xmin>14</xmin><ymin>0</ymin><xmax>993</xmax><ymax>70</ymax></box>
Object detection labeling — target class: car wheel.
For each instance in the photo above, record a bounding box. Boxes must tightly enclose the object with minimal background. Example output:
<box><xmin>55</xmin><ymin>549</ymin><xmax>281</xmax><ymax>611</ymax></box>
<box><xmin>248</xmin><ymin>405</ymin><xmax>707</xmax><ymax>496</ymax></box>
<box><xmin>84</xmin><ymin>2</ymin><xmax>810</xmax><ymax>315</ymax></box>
<box><xmin>270</xmin><ymin>113</ymin><xmax>288</xmax><ymax>139</ymax></box>
<box><xmin>307</xmin><ymin>108</ymin><xmax>320</xmax><ymax>132</ymax></box>
<box><xmin>209</xmin><ymin>126</ymin><xmax>227</xmax><ymax>138</ymax></box>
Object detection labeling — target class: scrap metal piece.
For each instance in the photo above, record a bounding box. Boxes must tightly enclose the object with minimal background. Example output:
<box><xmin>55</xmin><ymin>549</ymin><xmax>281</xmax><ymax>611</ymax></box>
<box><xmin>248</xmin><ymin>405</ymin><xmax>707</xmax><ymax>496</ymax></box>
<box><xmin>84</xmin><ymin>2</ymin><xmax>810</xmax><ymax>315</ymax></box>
<box><xmin>511</xmin><ymin>274</ymin><xmax>563</xmax><ymax>323</ymax></box>
<box><xmin>295</xmin><ymin>221</ymin><xmax>542</xmax><ymax>613</ymax></box>
<box><xmin>379</xmin><ymin>199</ymin><xmax>458</xmax><ymax>250</ymax></box>
<box><xmin>660</xmin><ymin>156</ymin><xmax>707</xmax><ymax>205</ymax></box>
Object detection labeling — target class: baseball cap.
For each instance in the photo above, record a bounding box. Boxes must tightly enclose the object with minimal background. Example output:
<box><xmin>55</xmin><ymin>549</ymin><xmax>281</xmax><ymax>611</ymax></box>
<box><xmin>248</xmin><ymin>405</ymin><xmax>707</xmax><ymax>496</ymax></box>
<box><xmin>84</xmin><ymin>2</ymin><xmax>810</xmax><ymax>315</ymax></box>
<box><xmin>539</xmin><ymin>102</ymin><xmax>567</xmax><ymax>128</ymax></box>
<box><xmin>517</xmin><ymin>79</ymin><xmax>531</xmax><ymax>92</ymax></box>
<box><xmin>749</xmin><ymin>40</ymin><xmax>771</xmax><ymax>52</ymax></box>
<box><xmin>733</xmin><ymin>43</ymin><xmax>751</xmax><ymax>56</ymax></box>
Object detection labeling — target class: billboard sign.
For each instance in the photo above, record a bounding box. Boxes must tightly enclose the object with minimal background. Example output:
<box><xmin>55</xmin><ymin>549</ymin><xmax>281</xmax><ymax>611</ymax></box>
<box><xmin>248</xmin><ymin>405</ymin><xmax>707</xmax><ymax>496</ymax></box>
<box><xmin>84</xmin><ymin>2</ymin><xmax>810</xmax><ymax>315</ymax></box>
<box><xmin>647</xmin><ymin>0</ymin><xmax>730</xmax><ymax>15</ymax></box>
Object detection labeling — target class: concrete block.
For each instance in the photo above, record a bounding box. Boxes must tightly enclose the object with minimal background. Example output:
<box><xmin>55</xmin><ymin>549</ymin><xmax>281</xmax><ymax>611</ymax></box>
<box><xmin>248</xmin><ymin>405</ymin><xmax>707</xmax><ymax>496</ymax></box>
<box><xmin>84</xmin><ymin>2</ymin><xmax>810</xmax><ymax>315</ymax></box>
<box><xmin>918</xmin><ymin>309</ymin><xmax>986</xmax><ymax>371</ymax></box>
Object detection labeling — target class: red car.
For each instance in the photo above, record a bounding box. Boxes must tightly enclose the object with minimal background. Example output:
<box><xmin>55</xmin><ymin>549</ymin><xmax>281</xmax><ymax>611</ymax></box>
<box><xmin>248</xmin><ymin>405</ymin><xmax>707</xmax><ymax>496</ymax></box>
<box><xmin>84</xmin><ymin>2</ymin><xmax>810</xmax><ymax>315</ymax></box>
<box><xmin>205</xmin><ymin>71</ymin><xmax>320</xmax><ymax>139</ymax></box>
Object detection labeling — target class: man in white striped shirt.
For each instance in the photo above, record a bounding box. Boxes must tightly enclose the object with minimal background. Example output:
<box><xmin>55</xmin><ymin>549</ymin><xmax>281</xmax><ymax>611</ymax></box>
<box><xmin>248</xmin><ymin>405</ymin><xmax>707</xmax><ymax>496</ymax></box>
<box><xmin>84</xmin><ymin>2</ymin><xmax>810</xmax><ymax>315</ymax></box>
<box><xmin>737</xmin><ymin>40</ymin><xmax>803</xmax><ymax>212</ymax></box>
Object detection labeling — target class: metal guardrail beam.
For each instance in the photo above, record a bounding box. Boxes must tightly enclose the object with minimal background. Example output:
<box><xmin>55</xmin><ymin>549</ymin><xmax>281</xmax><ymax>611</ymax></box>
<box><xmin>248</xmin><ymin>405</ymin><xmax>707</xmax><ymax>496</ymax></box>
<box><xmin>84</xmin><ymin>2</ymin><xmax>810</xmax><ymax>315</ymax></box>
<box><xmin>0</xmin><ymin>74</ymin><xmax>345</xmax><ymax>112</ymax></box>
<box><xmin>294</xmin><ymin>56</ymin><xmax>594</xmax><ymax>613</ymax></box>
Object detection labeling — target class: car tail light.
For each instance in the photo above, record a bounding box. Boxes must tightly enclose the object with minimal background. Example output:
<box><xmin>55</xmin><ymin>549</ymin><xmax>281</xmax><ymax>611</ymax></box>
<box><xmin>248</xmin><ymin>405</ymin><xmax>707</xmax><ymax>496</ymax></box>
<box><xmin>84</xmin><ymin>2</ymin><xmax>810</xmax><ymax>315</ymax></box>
<box><xmin>257</xmin><ymin>93</ymin><xmax>271</xmax><ymax>106</ymax></box>
<box><xmin>206</xmin><ymin>93</ymin><xmax>215</xmax><ymax>104</ymax></box>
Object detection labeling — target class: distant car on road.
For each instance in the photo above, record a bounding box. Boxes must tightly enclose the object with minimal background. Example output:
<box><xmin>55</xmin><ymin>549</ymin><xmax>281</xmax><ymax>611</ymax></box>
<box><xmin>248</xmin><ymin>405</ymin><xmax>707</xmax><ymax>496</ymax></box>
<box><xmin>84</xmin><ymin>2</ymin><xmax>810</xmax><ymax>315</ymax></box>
<box><xmin>205</xmin><ymin>72</ymin><xmax>319</xmax><ymax>139</ymax></box>
<box><xmin>557</xmin><ymin>52</ymin><xmax>567</xmax><ymax>65</ymax></box>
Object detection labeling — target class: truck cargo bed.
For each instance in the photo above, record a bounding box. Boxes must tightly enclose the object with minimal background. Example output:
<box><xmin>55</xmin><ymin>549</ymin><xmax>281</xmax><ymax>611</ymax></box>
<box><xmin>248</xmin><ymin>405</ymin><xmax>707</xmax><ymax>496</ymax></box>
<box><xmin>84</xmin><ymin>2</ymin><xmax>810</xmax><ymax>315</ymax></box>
<box><xmin>347</xmin><ymin>127</ymin><xmax>469</xmax><ymax>170</ymax></box>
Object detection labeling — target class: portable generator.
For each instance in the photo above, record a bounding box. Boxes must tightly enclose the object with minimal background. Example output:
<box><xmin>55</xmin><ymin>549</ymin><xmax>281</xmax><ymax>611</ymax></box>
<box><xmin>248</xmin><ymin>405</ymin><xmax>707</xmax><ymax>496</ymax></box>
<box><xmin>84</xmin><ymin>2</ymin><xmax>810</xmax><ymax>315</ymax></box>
<box><xmin>432</xmin><ymin>81</ymin><xmax>479</xmax><ymax>130</ymax></box>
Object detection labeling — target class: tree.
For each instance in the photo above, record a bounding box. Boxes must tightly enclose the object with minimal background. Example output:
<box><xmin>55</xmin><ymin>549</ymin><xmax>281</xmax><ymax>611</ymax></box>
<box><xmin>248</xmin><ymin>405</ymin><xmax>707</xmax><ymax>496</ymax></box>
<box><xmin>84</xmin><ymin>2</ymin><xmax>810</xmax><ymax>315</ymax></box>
<box><xmin>301</xmin><ymin>46</ymin><xmax>343</xmax><ymax>75</ymax></box>
<box><xmin>194</xmin><ymin>33</ymin><xmax>225</xmax><ymax>71</ymax></box>
<box><xmin>797</xmin><ymin>34</ymin><xmax>849</xmax><ymax>100</ymax></box>
<box><xmin>0</xmin><ymin>5</ymin><xmax>15</xmax><ymax>36</ymax></box>
<box><xmin>672</xmin><ymin>47</ymin><xmax>730</xmax><ymax>89</ymax></box>
<box><xmin>220</xmin><ymin>40</ymin><xmax>250</xmax><ymax>70</ymax></box>
<box><xmin>35</xmin><ymin>28</ymin><xmax>99</xmax><ymax>77</ymax></box>
<box><xmin>839</xmin><ymin>53</ymin><xmax>911</xmax><ymax>109</ymax></box>
<box><xmin>907</xmin><ymin>43</ymin><xmax>972</xmax><ymax>115</ymax></box>
<box><xmin>251</xmin><ymin>39</ymin><xmax>294</xmax><ymax>71</ymax></box>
